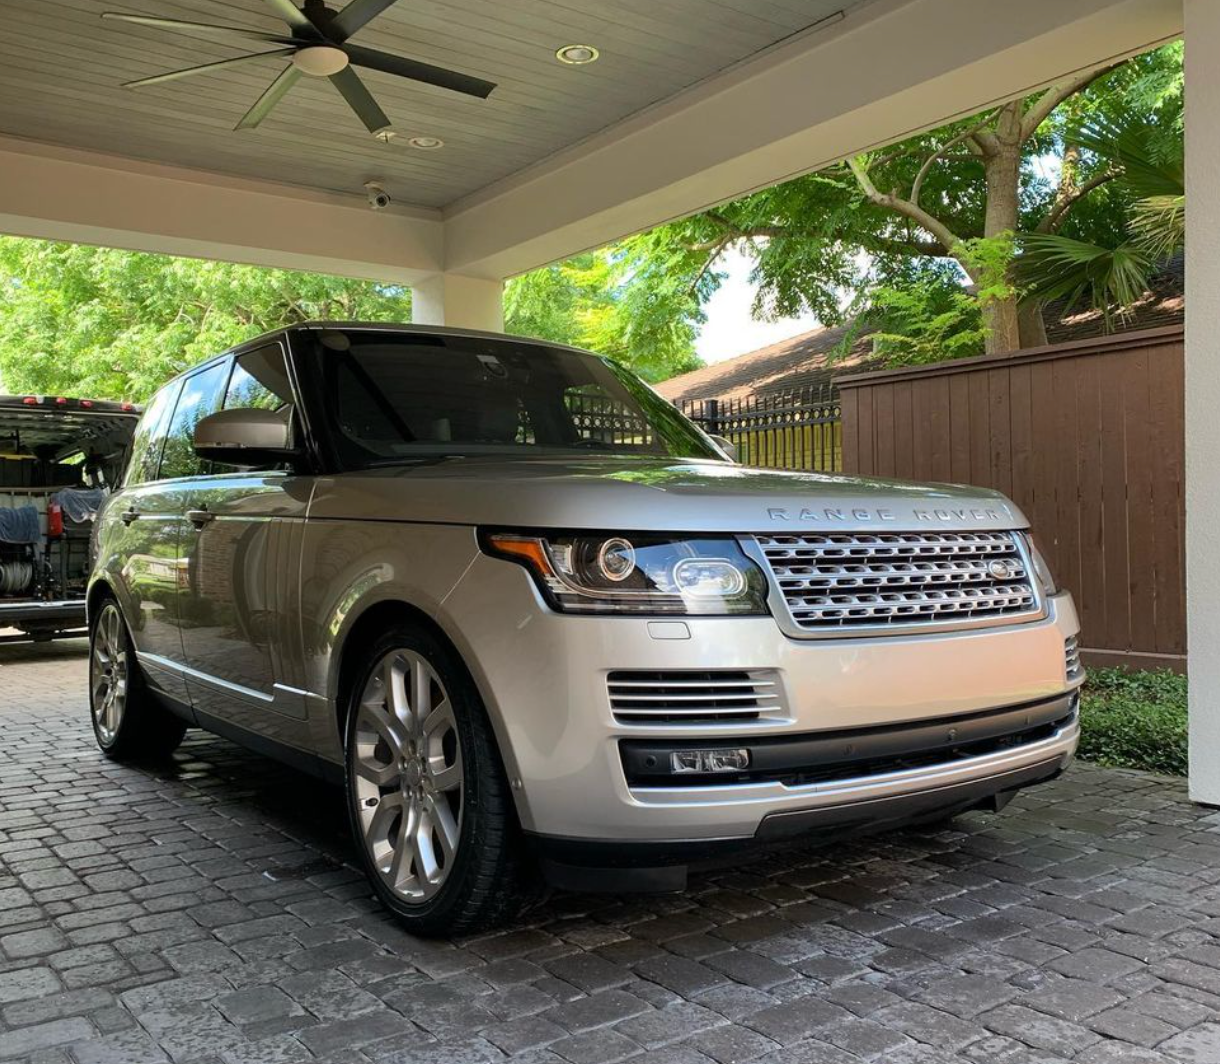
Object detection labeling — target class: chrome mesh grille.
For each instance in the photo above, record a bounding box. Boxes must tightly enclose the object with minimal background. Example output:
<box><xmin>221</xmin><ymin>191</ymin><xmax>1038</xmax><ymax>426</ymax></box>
<box><xmin>756</xmin><ymin>530</ymin><xmax>1039</xmax><ymax>633</ymax></box>
<box><xmin>608</xmin><ymin>670</ymin><xmax>783</xmax><ymax>725</ymax></box>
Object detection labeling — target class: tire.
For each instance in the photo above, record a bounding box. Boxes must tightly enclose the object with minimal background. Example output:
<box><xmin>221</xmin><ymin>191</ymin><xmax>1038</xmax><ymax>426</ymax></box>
<box><xmin>89</xmin><ymin>596</ymin><xmax>187</xmax><ymax>760</ymax></box>
<box><xmin>343</xmin><ymin>624</ymin><xmax>536</xmax><ymax>936</ymax></box>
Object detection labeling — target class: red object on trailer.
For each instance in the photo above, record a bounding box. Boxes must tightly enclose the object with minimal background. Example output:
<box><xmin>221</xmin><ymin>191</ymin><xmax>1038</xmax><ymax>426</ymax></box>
<box><xmin>47</xmin><ymin>500</ymin><xmax>64</xmax><ymax>538</ymax></box>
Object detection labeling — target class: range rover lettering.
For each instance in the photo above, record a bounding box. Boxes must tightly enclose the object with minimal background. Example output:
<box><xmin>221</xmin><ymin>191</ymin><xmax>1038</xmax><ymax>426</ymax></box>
<box><xmin>88</xmin><ymin>323</ymin><xmax>1083</xmax><ymax>935</ymax></box>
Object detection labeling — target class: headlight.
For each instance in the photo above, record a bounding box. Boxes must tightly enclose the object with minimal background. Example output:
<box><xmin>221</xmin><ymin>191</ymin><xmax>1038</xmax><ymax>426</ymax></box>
<box><xmin>1022</xmin><ymin>533</ymin><xmax>1058</xmax><ymax>595</ymax></box>
<box><xmin>482</xmin><ymin>532</ymin><xmax>770</xmax><ymax>615</ymax></box>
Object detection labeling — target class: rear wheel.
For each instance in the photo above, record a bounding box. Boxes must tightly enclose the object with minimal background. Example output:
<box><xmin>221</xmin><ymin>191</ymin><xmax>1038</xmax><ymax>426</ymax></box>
<box><xmin>344</xmin><ymin>625</ymin><xmax>535</xmax><ymax>936</ymax></box>
<box><xmin>89</xmin><ymin>598</ymin><xmax>186</xmax><ymax>759</ymax></box>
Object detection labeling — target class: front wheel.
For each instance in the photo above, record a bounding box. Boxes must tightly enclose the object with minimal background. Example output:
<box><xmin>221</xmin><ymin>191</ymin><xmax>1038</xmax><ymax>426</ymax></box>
<box><xmin>89</xmin><ymin>597</ymin><xmax>186</xmax><ymax>759</ymax></box>
<box><xmin>344</xmin><ymin>625</ymin><xmax>536</xmax><ymax>936</ymax></box>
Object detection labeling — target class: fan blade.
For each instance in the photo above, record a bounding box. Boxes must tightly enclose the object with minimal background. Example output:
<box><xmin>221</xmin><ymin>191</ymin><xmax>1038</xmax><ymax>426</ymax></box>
<box><xmin>102</xmin><ymin>12</ymin><xmax>297</xmax><ymax>47</ymax></box>
<box><xmin>125</xmin><ymin>50</ymin><xmax>296</xmax><ymax>89</ymax></box>
<box><xmin>329</xmin><ymin>67</ymin><xmax>391</xmax><ymax>134</ymax></box>
<box><xmin>330</xmin><ymin>0</ymin><xmax>399</xmax><ymax>42</ymax></box>
<box><xmin>345</xmin><ymin>44</ymin><xmax>495</xmax><ymax>99</ymax></box>
<box><xmin>262</xmin><ymin>0</ymin><xmax>319</xmax><ymax>35</ymax></box>
<box><xmin>236</xmin><ymin>65</ymin><xmax>303</xmax><ymax>130</ymax></box>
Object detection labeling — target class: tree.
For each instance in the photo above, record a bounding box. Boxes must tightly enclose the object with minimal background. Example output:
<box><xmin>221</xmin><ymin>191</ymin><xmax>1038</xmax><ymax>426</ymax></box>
<box><xmin>503</xmin><ymin>231</ymin><xmax>706</xmax><ymax>381</ymax></box>
<box><xmin>0</xmin><ymin>233</ymin><xmax>702</xmax><ymax>403</ymax></box>
<box><xmin>0</xmin><ymin>239</ymin><xmax>412</xmax><ymax>400</ymax></box>
<box><xmin>518</xmin><ymin>42</ymin><xmax>1182</xmax><ymax>368</ymax></box>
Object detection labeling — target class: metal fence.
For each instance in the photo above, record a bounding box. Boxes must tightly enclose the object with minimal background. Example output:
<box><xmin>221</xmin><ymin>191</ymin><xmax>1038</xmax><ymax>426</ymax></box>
<box><xmin>679</xmin><ymin>385</ymin><xmax>842</xmax><ymax>472</ymax></box>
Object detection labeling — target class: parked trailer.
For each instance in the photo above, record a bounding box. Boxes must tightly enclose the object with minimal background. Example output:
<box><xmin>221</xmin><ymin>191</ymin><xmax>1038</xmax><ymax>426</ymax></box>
<box><xmin>0</xmin><ymin>395</ymin><xmax>140</xmax><ymax>642</ymax></box>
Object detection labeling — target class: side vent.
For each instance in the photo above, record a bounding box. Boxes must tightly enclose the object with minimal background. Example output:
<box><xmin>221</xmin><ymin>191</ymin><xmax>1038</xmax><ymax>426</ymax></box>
<box><xmin>1065</xmin><ymin>636</ymin><xmax>1085</xmax><ymax>683</ymax></box>
<box><xmin>608</xmin><ymin>670</ymin><xmax>783</xmax><ymax>725</ymax></box>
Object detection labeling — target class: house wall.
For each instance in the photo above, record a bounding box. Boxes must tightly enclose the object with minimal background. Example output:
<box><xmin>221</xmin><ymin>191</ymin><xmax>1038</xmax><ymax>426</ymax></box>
<box><xmin>837</xmin><ymin>326</ymin><xmax>1186</xmax><ymax>672</ymax></box>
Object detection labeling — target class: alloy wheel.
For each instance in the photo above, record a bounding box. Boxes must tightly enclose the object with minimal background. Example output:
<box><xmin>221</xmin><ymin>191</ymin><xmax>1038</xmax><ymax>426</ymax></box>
<box><xmin>352</xmin><ymin>648</ymin><xmax>464</xmax><ymax>903</ymax></box>
<box><xmin>91</xmin><ymin>604</ymin><xmax>128</xmax><ymax>744</ymax></box>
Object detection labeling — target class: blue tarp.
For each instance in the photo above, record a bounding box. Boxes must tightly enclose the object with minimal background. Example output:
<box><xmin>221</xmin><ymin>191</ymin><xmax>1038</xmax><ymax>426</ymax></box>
<box><xmin>0</xmin><ymin>505</ymin><xmax>40</xmax><ymax>544</ymax></box>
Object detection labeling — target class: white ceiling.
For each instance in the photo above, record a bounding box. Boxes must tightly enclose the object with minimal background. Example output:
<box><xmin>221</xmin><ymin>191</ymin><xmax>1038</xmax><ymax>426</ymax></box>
<box><xmin>0</xmin><ymin>0</ymin><xmax>853</xmax><ymax>210</ymax></box>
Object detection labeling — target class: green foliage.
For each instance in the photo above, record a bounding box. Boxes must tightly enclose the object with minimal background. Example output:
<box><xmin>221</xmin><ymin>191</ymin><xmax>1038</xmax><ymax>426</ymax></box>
<box><xmin>504</xmin><ymin>230</ymin><xmax>706</xmax><ymax>382</ymax></box>
<box><xmin>0</xmin><ymin>238</ymin><xmax>411</xmax><ymax>401</ymax></box>
<box><xmin>1017</xmin><ymin>105</ymin><xmax>1183</xmax><ymax>325</ymax></box>
<box><xmin>1017</xmin><ymin>234</ymin><xmax>1153</xmax><ymax>329</ymax></box>
<box><xmin>1077</xmin><ymin>667</ymin><xmax>1187</xmax><ymax>776</ymax></box>
<box><xmin>839</xmin><ymin>262</ymin><xmax>983</xmax><ymax>367</ymax></box>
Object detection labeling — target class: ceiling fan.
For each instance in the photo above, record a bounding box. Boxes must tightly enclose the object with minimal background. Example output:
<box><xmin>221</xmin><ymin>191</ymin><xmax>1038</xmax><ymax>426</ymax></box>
<box><xmin>101</xmin><ymin>0</ymin><xmax>496</xmax><ymax>136</ymax></box>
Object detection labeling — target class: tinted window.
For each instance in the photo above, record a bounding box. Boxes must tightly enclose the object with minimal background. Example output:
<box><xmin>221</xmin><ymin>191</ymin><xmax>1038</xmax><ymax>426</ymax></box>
<box><xmin>158</xmin><ymin>361</ymin><xmax>229</xmax><ymax>481</ymax></box>
<box><xmin>306</xmin><ymin>331</ymin><xmax>720</xmax><ymax>469</ymax></box>
<box><xmin>124</xmin><ymin>381</ymin><xmax>181</xmax><ymax>487</ymax></box>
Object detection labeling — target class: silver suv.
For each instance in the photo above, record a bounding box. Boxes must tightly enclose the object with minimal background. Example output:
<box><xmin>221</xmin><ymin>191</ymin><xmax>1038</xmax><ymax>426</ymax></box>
<box><xmin>88</xmin><ymin>323</ymin><xmax>1082</xmax><ymax>935</ymax></box>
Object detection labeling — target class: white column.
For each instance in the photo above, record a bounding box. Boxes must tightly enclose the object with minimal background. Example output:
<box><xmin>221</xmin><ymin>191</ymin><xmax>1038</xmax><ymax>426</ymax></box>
<box><xmin>1187</xmin><ymin>0</ymin><xmax>1220</xmax><ymax>804</ymax></box>
<box><xmin>411</xmin><ymin>273</ymin><xmax>504</xmax><ymax>332</ymax></box>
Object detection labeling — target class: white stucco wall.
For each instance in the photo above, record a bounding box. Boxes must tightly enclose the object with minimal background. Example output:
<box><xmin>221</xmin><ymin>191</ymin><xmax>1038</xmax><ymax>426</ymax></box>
<box><xmin>1186</xmin><ymin>0</ymin><xmax>1219</xmax><ymax>804</ymax></box>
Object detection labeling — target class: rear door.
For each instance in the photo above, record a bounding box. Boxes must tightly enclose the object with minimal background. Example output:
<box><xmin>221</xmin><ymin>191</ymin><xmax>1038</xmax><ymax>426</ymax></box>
<box><xmin>176</xmin><ymin>343</ymin><xmax>312</xmax><ymax>748</ymax></box>
<box><xmin>95</xmin><ymin>379</ymin><xmax>189</xmax><ymax>703</ymax></box>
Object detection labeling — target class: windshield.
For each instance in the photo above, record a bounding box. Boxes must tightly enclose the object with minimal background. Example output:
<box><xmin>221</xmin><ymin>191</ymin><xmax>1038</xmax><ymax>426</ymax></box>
<box><xmin>304</xmin><ymin>330</ymin><xmax>722</xmax><ymax>468</ymax></box>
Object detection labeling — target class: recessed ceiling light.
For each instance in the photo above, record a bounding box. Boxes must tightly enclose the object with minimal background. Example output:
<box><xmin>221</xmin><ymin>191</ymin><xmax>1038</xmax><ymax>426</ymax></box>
<box><xmin>292</xmin><ymin>45</ymin><xmax>350</xmax><ymax>78</ymax></box>
<box><xmin>407</xmin><ymin>135</ymin><xmax>444</xmax><ymax>150</ymax></box>
<box><xmin>555</xmin><ymin>44</ymin><xmax>599</xmax><ymax>65</ymax></box>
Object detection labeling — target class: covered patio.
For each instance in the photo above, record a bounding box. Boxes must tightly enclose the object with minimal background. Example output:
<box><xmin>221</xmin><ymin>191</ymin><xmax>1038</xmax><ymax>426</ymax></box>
<box><xmin>3</xmin><ymin>0</ymin><xmax>1220</xmax><ymax>1059</ymax></box>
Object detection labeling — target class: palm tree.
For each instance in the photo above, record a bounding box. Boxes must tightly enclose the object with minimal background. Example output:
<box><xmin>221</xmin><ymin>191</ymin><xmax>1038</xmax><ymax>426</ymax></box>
<box><xmin>1017</xmin><ymin>113</ymin><xmax>1184</xmax><ymax>331</ymax></box>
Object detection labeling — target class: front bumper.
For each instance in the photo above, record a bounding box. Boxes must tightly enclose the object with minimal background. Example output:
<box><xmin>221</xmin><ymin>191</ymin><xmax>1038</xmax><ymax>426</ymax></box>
<box><xmin>441</xmin><ymin>554</ymin><xmax>1082</xmax><ymax>843</ymax></box>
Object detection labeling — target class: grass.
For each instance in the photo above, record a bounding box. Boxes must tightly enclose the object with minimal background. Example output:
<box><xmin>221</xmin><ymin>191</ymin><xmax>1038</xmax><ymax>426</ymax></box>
<box><xmin>1077</xmin><ymin>666</ymin><xmax>1187</xmax><ymax>776</ymax></box>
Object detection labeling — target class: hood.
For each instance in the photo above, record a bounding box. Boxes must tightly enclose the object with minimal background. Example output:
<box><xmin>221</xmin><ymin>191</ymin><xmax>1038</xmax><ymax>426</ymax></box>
<box><xmin>307</xmin><ymin>455</ymin><xmax>1027</xmax><ymax>533</ymax></box>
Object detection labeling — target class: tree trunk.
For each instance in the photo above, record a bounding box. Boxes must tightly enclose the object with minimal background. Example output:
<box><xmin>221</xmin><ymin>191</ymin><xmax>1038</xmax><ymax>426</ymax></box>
<box><xmin>980</xmin><ymin>104</ymin><xmax>1025</xmax><ymax>356</ymax></box>
<box><xmin>982</xmin><ymin>297</ymin><xmax>1021</xmax><ymax>355</ymax></box>
<box><xmin>1018</xmin><ymin>302</ymin><xmax>1049</xmax><ymax>349</ymax></box>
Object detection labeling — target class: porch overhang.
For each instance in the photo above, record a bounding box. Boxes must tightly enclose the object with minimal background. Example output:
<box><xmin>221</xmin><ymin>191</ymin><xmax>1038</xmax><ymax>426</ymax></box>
<box><xmin>0</xmin><ymin>0</ymin><xmax>1182</xmax><ymax>299</ymax></box>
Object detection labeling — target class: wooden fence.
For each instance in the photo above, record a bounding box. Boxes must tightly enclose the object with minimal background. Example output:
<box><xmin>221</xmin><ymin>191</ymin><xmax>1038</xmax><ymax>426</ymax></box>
<box><xmin>837</xmin><ymin>326</ymin><xmax>1185</xmax><ymax>671</ymax></box>
<box><xmin>680</xmin><ymin>386</ymin><xmax>842</xmax><ymax>471</ymax></box>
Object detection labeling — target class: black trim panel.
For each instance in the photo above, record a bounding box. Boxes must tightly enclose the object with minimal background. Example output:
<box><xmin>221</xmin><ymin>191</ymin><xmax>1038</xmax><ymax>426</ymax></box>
<box><xmin>620</xmin><ymin>692</ymin><xmax>1077</xmax><ymax>786</ymax></box>
<box><xmin>529</xmin><ymin>756</ymin><xmax>1066</xmax><ymax>891</ymax></box>
<box><xmin>151</xmin><ymin>694</ymin><xmax>344</xmax><ymax>785</ymax></box>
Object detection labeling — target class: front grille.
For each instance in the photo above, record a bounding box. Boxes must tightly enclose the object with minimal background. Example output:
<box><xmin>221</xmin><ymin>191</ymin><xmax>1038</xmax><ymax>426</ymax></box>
<box><xmin>608</xmin><ymin>670</ymin><xmax>782</xmax><ymax>725</ymax></box>
<box><xmin>756</xmin><ymin>530</ymin><xmax>1040</xmax><ymax>634</ymax></box>
<box><xmin>1065</xmin><ymin>636</ymin><xmax>1085</xmax><ymax>682</ymax></box>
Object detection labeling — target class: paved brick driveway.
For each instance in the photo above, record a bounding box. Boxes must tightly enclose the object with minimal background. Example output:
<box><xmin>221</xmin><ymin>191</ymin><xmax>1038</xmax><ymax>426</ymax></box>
<box><xmin>2</xmin><ymin>640</ymin><xmax>1220</xmax><ymax>1064</ymax></box>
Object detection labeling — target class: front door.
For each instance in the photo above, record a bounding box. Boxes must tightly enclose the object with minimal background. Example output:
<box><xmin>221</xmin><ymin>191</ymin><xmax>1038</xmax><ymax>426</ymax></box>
<box><xmin>175</xmin><ymin>344</ymin><xmax>312</xmax><ymax>748</ymax></box>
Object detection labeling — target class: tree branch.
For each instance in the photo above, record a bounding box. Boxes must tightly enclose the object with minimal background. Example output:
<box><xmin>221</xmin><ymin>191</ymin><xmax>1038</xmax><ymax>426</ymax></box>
<box><xmin>1035</xmin><ymin>169</ymin><xmax>1120</xmax><ymax>232</ymax></box>
<box><xmin>1019</xmin><ymin>63</ymin><xmax>1123</xmax><ymax>141</ymax></box>
<box><xmin>847</xmin><ymin>156</ymin><xmax>962</xmax><ymax>254</ymax></box>
<box><xmin>687</xmin><ymin>238</ymin><xmax>732</xmax><ymax>295</ymax></box>
<box><xmin>911</xmin><ymin>116</ymin><xmax>996</xmax><ymax>206</ymax></box>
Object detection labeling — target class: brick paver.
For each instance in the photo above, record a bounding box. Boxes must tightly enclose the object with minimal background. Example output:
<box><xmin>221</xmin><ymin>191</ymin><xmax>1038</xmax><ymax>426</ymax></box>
<box><xmin>3</xmin><ymin>639</ymin><xmax>1220</xmax><ymax>1064</ymax></box>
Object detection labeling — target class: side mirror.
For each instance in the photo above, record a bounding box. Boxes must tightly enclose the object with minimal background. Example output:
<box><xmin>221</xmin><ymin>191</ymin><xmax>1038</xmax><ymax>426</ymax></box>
<box><xmin>194</xmin><ymin>408</ymin><xmax>297</xmax><ymax>466</ymax></box>
<box><xmin>709</xmin><ymin>434</ymin><xmax>738</xmax><ymax>463</ymax></box>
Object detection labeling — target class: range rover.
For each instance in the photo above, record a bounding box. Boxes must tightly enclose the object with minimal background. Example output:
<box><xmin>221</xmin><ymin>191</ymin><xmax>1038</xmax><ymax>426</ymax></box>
<box><xmin>87</xmin><ymin>323</ymin><xmax>1082</xmax><ymax>935</ymax></box>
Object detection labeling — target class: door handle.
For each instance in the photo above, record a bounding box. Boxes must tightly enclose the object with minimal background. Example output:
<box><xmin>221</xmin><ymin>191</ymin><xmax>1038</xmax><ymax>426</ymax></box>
<box><xmin>186</xmin><ymin>508</ymin><xmax>215</xmax><ymax>528</ymax></box>
<box><xmin>120</xmin><ymin>507</ymin><xmax>140</xmax><ymax>526</ymax></box>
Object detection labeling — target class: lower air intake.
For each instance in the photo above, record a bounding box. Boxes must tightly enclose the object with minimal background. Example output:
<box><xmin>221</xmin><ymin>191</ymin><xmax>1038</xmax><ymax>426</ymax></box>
<box><xmin>608</xmin><ymin>670</ymin><xmax>782</xmax><ymax>725</ymax></box>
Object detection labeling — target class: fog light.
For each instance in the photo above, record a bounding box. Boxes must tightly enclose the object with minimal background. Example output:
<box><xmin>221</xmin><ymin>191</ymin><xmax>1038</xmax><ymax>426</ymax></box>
<box><xmin>670</xmin><ymin>749</ymin><xmax>750</xmax><ymax>774</ymax></box>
